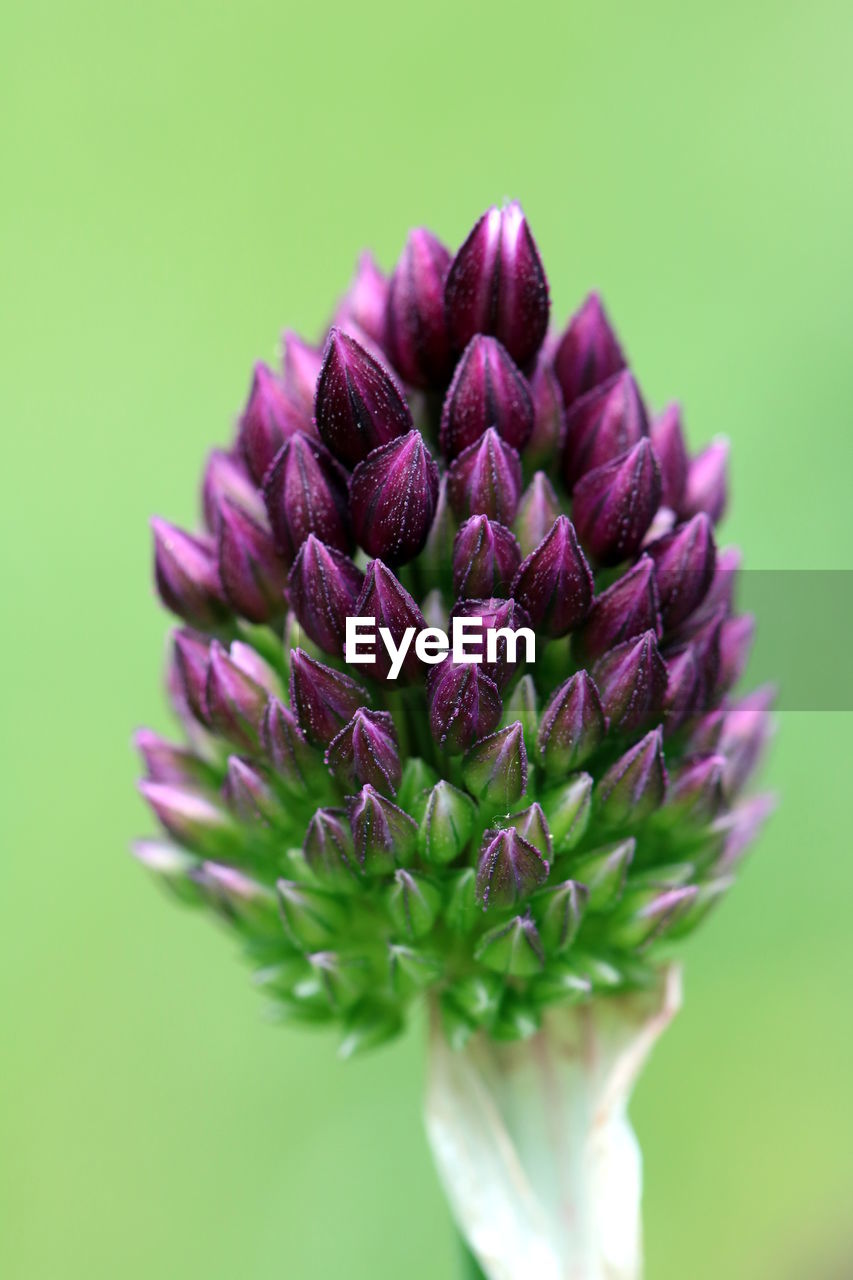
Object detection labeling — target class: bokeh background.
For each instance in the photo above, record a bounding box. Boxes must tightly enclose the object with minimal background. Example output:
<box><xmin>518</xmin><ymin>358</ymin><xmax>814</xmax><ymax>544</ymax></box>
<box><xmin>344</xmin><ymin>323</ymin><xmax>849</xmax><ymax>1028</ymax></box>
<box><xmin>3</xmin><ymin>2</ymin><xmax>852</xmax><ymax>1277</ymax></box>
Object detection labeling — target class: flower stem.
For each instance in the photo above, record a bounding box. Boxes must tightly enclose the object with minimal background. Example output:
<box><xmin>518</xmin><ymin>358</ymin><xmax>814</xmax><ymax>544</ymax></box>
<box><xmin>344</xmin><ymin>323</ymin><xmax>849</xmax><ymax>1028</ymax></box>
<box><xmin>458</xmin><ymin>1235</ymin><xmax>488</xmax><ymax>1279</ymax></box>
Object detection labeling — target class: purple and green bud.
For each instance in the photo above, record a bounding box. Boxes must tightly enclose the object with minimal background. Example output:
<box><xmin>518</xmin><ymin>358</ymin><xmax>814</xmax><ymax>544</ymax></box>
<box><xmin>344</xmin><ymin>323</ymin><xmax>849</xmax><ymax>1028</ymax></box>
<box><xmin>596</xmin><ymin>728</ymin><xmax>668</xmax><ymax>826</ymax></box>
<box><xmin>569</xmin><ymin>838</ymin><xmax>635</xmax><ymax>911</ymax></box>
<box><xmin>650</xmin><ymin>403</ymin><xmax>689</xmax><ymax>511</ymax></box>
<box><xmin>325</xmin><ymin>708</ymin><xmax>402</xmax><ymax>795</ymax></box>
<box><xmin>475</xmin><ymin>828</ymin><xmax>550</xmax><ymax>910</ymax></box>
<box><xmin>152</xmin><ymin>519</ymin><xmax>229</xmax><ymax>628</ymax></box>
<box><xmin>646</xmin><ymin>513</ymin><xmax>716</xmax><ymax>631</ymax></box>
<box><xmin>462</xmin><ymin>721</ymin><xmax>528</xmax><ymax>808</ymax></box>
<box><xmin>303</xmin><ymin>807</ymin><xmax>358</xmax><ymax>884</ymax></box>
<box><xmin>347</xmin><ymin>784</ymin><xmax>417</xmax><ymax>873</ymax></box>
<box><xmin>574</xmin><ymin>555</ymin><xmax>662</xmax><ymax>662</ymax></box>
<box><xmin>474</xmin><ymin>913</ymin><xmax>545</xmax><ymax>977</ymax></box>
<box><xmin>289</xmin><ymin>649</ymin><xmax>369</xmax><ymax>746</ymax></box>
<box><xmin>540</xmin><ymin>773</ymin><xmax>593</xmax><ymax>852</ymax></box>
<box><xmin>202</xmin><ymin>449</ymin><xmax>266</xmax><ymax>531</ymax></box>
<box><xmin>217</xmin><ymin>499</ymin><xmax>288</xmax><ymax>623</ymax></box>
<box><xmin>205</xmin><ymin>641</ymin><xmax>268</xmax><ymax>751</ymax></box>
<box><xmin>239</xmin><ymin>361</ymin><xmax>312</xmax><ymax>484</ymax></box>
<box><xmin>351</xmin><ymin>559</ymin><xmax>426</xmax><ymax>682</ymax></box>
<box><xmin>505</xmin><ymin>802</ymin><xmax>552</xmax><ymax>860</ymax></box>
<box><xmin>535</xmin><ymin>879</ymin><xmax>588</xmax><ymax>952</ymax></box>
<box><xmin>427</xmin><ymin>660</ymin><xmax>502</xmax><ymax>753</ymax></box>
<box><xmin>513</xmin><ymin>472</ymin><xmax>562</xmax><ymax>557</ymax></box>
<box><xmin>591</xmin><ymin>630</ymin><xmax>668</xmax><ymax>734</ymax></box>
<box><xmin>562</xmin><ymin>370</ymin><xmax>649</xmax><ymax>488</ymax></box>
<box><xmin>537</xmin><ymin>671</ymin><xmax>608</xmax><ymax>775</ymax></box>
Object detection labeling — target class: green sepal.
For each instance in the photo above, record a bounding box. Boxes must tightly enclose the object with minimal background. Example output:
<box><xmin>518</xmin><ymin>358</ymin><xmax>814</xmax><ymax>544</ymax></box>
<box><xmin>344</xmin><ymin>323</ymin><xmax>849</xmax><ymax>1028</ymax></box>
<box><xmin>386</xmin><ymin>870</ymin><xmax>442</xmax><ymax>939</ymax></box>
<box><xmin>540</xmin><ymin>773</ymin><xmax>592</xmax><ymax>853</ymax></box>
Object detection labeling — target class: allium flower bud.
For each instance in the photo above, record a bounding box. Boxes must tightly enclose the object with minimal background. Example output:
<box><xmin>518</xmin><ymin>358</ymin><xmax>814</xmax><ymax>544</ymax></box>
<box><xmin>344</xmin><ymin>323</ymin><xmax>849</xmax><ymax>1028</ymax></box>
<box><xmin>718</xmin><ymin>687</ymin><xmax>774</xmax><ymax>794</ymax></box>
<box><xmin>439</xmin><ymin>335</ymin><xmax>534</xmax><ymax>459</ymax></box>
<box><xmin>139</xmin><ymin>781</ymin><xmax>238</xmax><ymax>856</ymax></box>
<box><xmin>385</xmin><ymin>229</ymin><xmax>453</xmax><ymax>388</ymax></box>
<box><xmin>662</xmin><ymin>648</ymin><xmax>700</xmax><ymax>735</ymax></box>
<box><xmin>315</xmin><ymin>328</ymin><xmax>413</xmax><ymax>467</ymax></box>
<box><xmin>562</xmin><ymin>370</ymin><xmax>649</xmax><ymax>488</ymax></box>
<box><xmin>716</xmin><ymin>614</ymin><xmax>755</xmax><ymax>695</ymax></box>
<box><xmin>222</xmin><ymin>756</ymin><xmax>275</xmax><ymax>824</ymax></box>
<box><xmin>650</xmin><ymin>403</ymin><xmax>689</xmax><ymax>511</ymax></box>
<box><xmin>572</xmin><ymin>439</ymin><xmax>662</xmax><ymax>566</ymax></box>
<box><xmin>281</xmin><ymin>331</ymin><xmax>324</xmax><ymax>413</ymax></box>
<box><xmin>289</xmin><ymin>648</ymin><xmax>369</xmax><ymax>746</ymax></box>
<box><xmin>303</xmin><ymin>807</ymin><xmax>357</xmax><ymax>883</ymax></box>
<box><xmin>537</xmin><ymin>671</ymin><xmax>608</xmax><ymax>775</ymax></box>
<box><xmin>511</xmin><ymin>516</ymin><xmax>594</xmax><ymax>637</ymax></box>
<box><xmin>351</xmin><ymin>559</ymin><xmax>426</xmax><ymax>682</ymax></box>
<box><xmin>347</xmin><ymin>785</ymin><xmax>417</xmax><ymax>873</ymax></box>
<box><xmin>462</xmin><ymin>722</ymin><xmax>528</xmax><ymax>808</ymax></box>
<box><xmin>216</xmin><ymin>499</ymin><xmax>288</xmax><ymax>623</ymax></box>
<box><xmin>445</xmin><ymin>202</ymin><xmax>549</xmax><ymax>369</ymax></box>
<box><xmin>552</xmin><ymin>292</ymin><xmax>625</xmax><ymax>410</ymax></box>
<box><xmin>418</xmin><ymin>781</ymin><xmax>476</xmax><ymax>865</ymax></box>
<box><xmin>505</xmin><ymin>802</ymin><xmax>552</xmax><ymax>859</ymax></box>
<box><xmin>134</xmin><ymin>729</ymin><xmax>216</xmax><ymax>789</ymax></box>
<box><xmin>475</xmin><ymin>913</ymin><xmax>545</xmax><ymax>976</ymax></box>
<box><xmin>475</xmin><ymin>828</ymin><xmax>549</xmax><ymax>910</ymax></box>
<box><xmin>450</xmin><ymin>597</ymin><xmax>531</xmax><ymax>689</ymax></box>
<box><xmin>574</xmin><ymin>555</ymin><xmax>662</xmax><ymax>662</ymax></box>
<box><xmin>202</xmin><ymin>449</ymin><xmax>266</xmax><ymax>531</ymax></box>
<box><xmin>286</xmin><ymin>534</ymin><xmax>364</xmax><ymax>654</ymax></box>
<box><xmin>349</xmin><ymin>430</ymin><xmax>440</xmax><ymax>563</ymax></box>
<box><xmin>665</xmin><ymin>754</ymin><xmax>726</xmax><ymax>824</ymax></box>
<box><xmin>591</xmin><ymin>630</ymin><xmax>668</xmax><ymax>734</ymax></box>
<box><xmin>646</xmin><ymin>513</ymin><xmax>716</xmax><ymax>631</ymax></box>
<box><xmin>325</xmin><ymin>708</ymin><xmax>401</xmax><ymax>795</ymax></box>
<box><xmin>609</xmin><ymin>885</ymin><xmax>697</xmax><ymax>950</ymax></box>
<box><xmin>513</xmin><ymin>472</ymin><xmax>561</xmax><ymax>558</ymax></box>
<box><xmin>151</xmin><ymin>519</ymin><xmax>229</xmax><ymax>628</ymax></box>
<box><xmin>261</xmin><ymin>698</ymin><xmax>315</xmax><ymax>790</ymax></box>
<box><xmin>262</xmin><ymin>432</ymin><xmax>351</xmax><ymax>565</ymax></box>
<box><xmin>172</xmin><ymin>629</ymin><xmax>213</xmax><ymax>725</ymax></box>
<box><xmin>446</xmin><ymin>428</ymin><xmax>522</xmax><ymax>524</ymax></box>
<box><xmin>132</xmin><ymin>839</ymin><xmax>203</xmax><ymax>904</ymax></box>
<box><xmin>526</xmin><ymin>362</ymin><xmax>566</xmax><ymax>468</ymax></box>
<box><xmin>205</xmin><ymin>642</ymin><xmax>268</xmax><ymax>750</ymax></box>
<box><xmin>335</xmin><ymin>252</ymin><xmax>389</xmax><ymax>351</ymax></box>
<box><xmin>681</xmin><ymin>437</ymin><xmax>729</xmax><ymax>523</ymax></box>
<box><xmin>596</xmin><ymin>728</ymin><xmax>668</xmax><ymax>826</ymax></box>
<box><xmin>576</xmin><ymin>841</ymin><xmax>638</xmax><ymax>914</ymax></box>
<box><xmin>535</xmin><ymin>879</ymin><xmax>588</xmax><ymax>954</ymax></box>
<box><xmin>674</xmin><ymin>609</ymin><xmax>724</xmax><ymax>715</ymax></box>
<box><xmin>387</xmin><ymin>869</ymin><xmax>441</xmax><ymax>939</ymax></box>
<box><xmin>428</xmin><ymin>660</ymin><xmax>502</xmax><ymax>753</ymax></box>
<box><xmin>452</xmin><ymin>516</ymin><xmax>521</xmax><ymax>599</ymax></box>
<box><xmin>239</xmin><ymin>361</ymin><xmax>311</xmax><ymax>484</ymax></box>
<box><xmin>277</xmin><ymin>880</ymin><xmax>347</xmax><ymax>950</ymax></box>
<box><xmin>541</xmin><ymin>773</ymin><xmax>593</xmax><ymax>852</ymax></box>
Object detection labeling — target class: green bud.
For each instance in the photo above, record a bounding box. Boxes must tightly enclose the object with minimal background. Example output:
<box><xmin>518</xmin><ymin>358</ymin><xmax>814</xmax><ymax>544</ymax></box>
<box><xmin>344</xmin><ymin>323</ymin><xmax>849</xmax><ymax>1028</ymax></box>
<box><xmin>541</xmin><ymin>772</ymin><xmax>592</xmax><ymax>853</ymax></box>
<box><xmin>444</xmin><ymin>971</ymin><xmax>502</xmax><ymax>1026</ymax></box>
<box><xmin>386</xmin><ymin>869</ymin><xmax>442</xmax><ymax>939</ymax></box>
<box><xmin>418</xmin><ymin>780</ymin><xmax>476</xmax><ymax>865</ymax></box>
<box><xmin>444</xmin><ymin>867</ymin><xmax>480</xmax><ymax>934</ymax></box>
<box><xmin>338</xmin><ymin>1002</ymin><xmax>403</xmax><ymax>1059</ymax></box>
<box><xmin>609</xmin><ymin>885</ymin><xmax>699</xmax><ymax>949</ymax></box>
<box><xmin>305</xmin><ymin>951</ymin><xmax>370</xmax><ymax>1010</ymax></box>
<box><xmin>396</xmin><ymin>757</ymin><xmax>440</xmax><ymax>820</ymax></box>
<box><xmin>462</xmin><ymin>721</ymin><xmax>528</xmax><ymax>809</ymax></box>
<box><xmin>502</xmin><ymin>674</ymin><xmax>539</xmax><ymax>755</ymax></box>
<box><xmin>531</xmin><ymin>960</ymin><xmax>592</xmax><ymax>1006</ymax></box>
<box><xmin>388</xmin><ymin>945</ymin><xmax>442</xmax><ymax>997</ymax></box>
<box><xmin>439</xmin><ymin>992</ymin><xmax>477</xmax><ymax>1050</ymax></box>
<box><xmin>570</xmin><ymin>951</ymin><xmax>624</xmax><ymax>990</ymax></box>
<box><xmin>535</xmin><ymin>879</ymin><xmax>588</xmax><ymax>953</ymax></box>
<box><xmin>505</xmin><ymin>802</ymin><xmax>552</xmax><ymax>858</ymax></box>
<box><xmin>276</xmin><ymin>880</ymin><xmax>348</xmax><ymax>949</ymax></box>
<box><xmin>132</xmin><ymin>840</ymin><xmax>204</xmax><ymax>906</ymax></box>
<box><xmin>569</xmin><ymin>838</ymin><xmax>635</xmax><ymax>911</ymax></box>
<box><xmin>664</xmin><ymin>876</ymin><xmax>733</xmax><ymax>940</ymax></box>
<box><xmin>475</xmin><ymin>914</ymin><xmax>545</xmax><ymax>977</ymax></box>
<box><xmin>491</xmin><ymin>993</ymin><xmax>541</xmax><ymax>1041</ymax></box>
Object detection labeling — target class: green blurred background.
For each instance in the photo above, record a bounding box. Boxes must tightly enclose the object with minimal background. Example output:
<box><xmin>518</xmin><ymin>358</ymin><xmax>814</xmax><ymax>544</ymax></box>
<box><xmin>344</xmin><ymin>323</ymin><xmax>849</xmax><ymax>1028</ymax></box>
<box><xmin>2</xmin><ymin>1</ymin><xmax>852</xmax><ymax>1276</ymax></box>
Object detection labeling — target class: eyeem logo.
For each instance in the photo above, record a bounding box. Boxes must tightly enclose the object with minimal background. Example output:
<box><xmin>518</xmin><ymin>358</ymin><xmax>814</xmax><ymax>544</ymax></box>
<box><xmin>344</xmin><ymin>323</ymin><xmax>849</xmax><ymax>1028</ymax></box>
<box><xmin>345</xmin><ymin>617</ymin><xmax>536</xmax><ymax>681</ymax></box>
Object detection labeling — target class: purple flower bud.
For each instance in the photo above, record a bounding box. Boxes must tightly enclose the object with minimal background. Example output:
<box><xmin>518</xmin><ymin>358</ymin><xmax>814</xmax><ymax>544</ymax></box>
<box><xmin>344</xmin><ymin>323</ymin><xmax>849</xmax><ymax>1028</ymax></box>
<box><xmin>475</xmin><ymin>828</ymin><xmax>549</xmax><ymax>910</ymax></box>
<box><xmin>662</xmin><ymin>647</ymin><xmax>699</xmax><ymax>735</ymax></box>
<box><xmin>505</xmin><ymin>802</ymin><xmax>552</xmax><ymax>859</ymax></box>
<box><xmin>439</xmin><ymin>335</ymin><xmax>534</xmax><ymax>459</ymax></box>
<box><xmin>314</xmin><ymin>328</ymin><xmax>413</xmax><ymax>468</ymax></box>
<box><xmin>681</xmin><ymin>438</ymin><xmax>729</xmax><ymax>523</ymax></box>
<box><xmin>349</xmin><ymin>431</ymin><xmax>440</xmax><ymax>564</ymax></box>
<box><xmin>347</xmin><ymin>784</ymin><xmax>417</xmax><ymax>873</ymax></box>
<box><xmin>151</xmin><ymin>519</ymin><xmax>229</xmax><ymax>628</ymax></box>
<box><xmin>385</xmin><ymin>228</ymin><xmax>453</xmax><ymax>388</ymax></box>
<box><xmin>260</xmin><ymin>698</ymin><xmax>315</xmax><ymax>790</ymax></box>
<box><xmin>334</xmin><ymin>253</ymin><xmax>389</xmax><ymax>351</ymax></box>
<box><xmin>428</xmin><ymin>660</ymin><xmax>502</xmax><ymax>753</ymax></box>
<box><xmin>716</xmin><ymin>614</ymin><xmax>755</xmax><ymax>696</ymax></box>
<box><xmin>238</xmin><ymin>361</ymin><xmax>312</xmax><ymax>484</ymax></box>
<box><xmin>571</xmin><ymin>439</ymin><xmax>662</xmax><ymax>566</ymax></box>
<box><xmin>552</xmin><ymin>292</ymin><xmax>625</xmax><ymax>410</ymax></box>
<box><xmin>132</xmin><ymin>839</ymin><xmax>202</xmax><ymax>904</ymax></box>
<box><xmin>513</xmin><ymin>472</ymin><xmax>562</xmax><ymax>558</ymax></box>
<box><xmin>673</xmin><ymin>608</ymin><xmax>725</xmax><ymax>715</ymax></box>
<box><xmin>289</xmin><ymin>648</ymin><xmax>369</xmax><ymax>747</ymax></box>
<box><xmin>222</xmin><ymin>756</ymin><xmax>276</xmax><ymax>824</ymax></box>
<box><xmin>609</xmin><ymin>885</ymin><xmax>698</xmax><ymax>950</ymax></box>
<box><xmin>205</xmin><ymin>641</ymin><xmax>268</xmax><ymax>751</ymax></box>
<box><xmin>286</xmin><ymin>534</ymin><xmax>364</xmax><ymax>655</ymax></box>
<box><xmin>139</xmin><ymin>780</ymin><xmax>237</xmax><ymax>855</ymax></box>
<box><xmin>510</xmin><ymin>516</ymin><xmax>594</xmax><ymax>637</ymax></box>
<box><xmin>202</xmin><ymin>450</ymin><xmax>266</xmax><ymax>532</ymax></box>
<box><xmin>574</xmin><ymin>555</ymin><xmax>662</xmax><ymax>662</ymax></box>
<box><xmin>325</xmin><ymin>708</ymin><xmax>402</xmax><ymax>795</ymax></box>
<box><xmin>562</xmin><ymin>370</ymin><xmax>649</xmax><ymax>488</ymax></box>
<box><xmin>718</xmin><ymin>687</ymin><xmax>775</xmax><ymax>794</ymax></box>
<box><xmin>646</xmin><ymin>513</ymin><xmax>717</xmax><ymax>631</ymax></box>
<box><xmin>689</xmin><ymin>545</ymin><xmax>741</xmax><ymax>630</ymax></box>
<box><xmin>713</xmin><ymin>793</ymin><xmax>776</xmax><ymax>874</ymax></box>
<box><xmin>452</xmin><ymin>515</ymin><xmax>521</xmax><ymax>598</ymax></box>
<box><xmin>596</xmin><ymin>727</ymin><xmax>668</xmax><ymax>825</ymax></box>
<box><xmin>350</xmin><ymin>559</ymin><xmax>426</xmax><ymax>683</ymax></box>
<box><xmin>537</xmin><ymin>671</ymin><xmax>608</xmax><ymax>775</ymax></box>
<box><xmin>217</xmin><ymin>499</ymin><xmax>288</xmax><ymax>623</ymax></box>
<box><xmin>303</xmin><ymin>807</ymin><xmax>358</xmax><ymax>882</ymax></box>
<box><xmin>450</xmin><ymin>597</ymin><xmax>531</xmax><ymax>688</ymax></box>
<box><xmin>229</xmin><ymin>641</ymin><xmax>280</xmax><ymax>694</ymax></box>
<box><xmin>281</xmin><ymin>331</ymin><xmax>324</xmax><ymax>413</ymax></box>
<box><xmin>446</xmin><ymin>428</ymin><xmax>522</xmax><ymax>525</ymax></box>
<box><xmin>462</xmin><ymin>721</ymin><xmax>528</xmax><ymax>807</ymax></box>
<box><xmin>591</xmin><ymin>630</ymin><xmax>668</xmax><ymax>733</ymax></box>
<box><xmin>134</xmin><ymin>729</ymin><xmax>216</xmax><ymax>788</ymax></box>
<box><xmin>685</xmin><ymin>706</ymin><xmax>726</xmax><ymax>755</ymax></box>
<box><xmin>526</xmin><ymin>361</ymin><xmax>566</xmax><ymax>467</ymax></box>
<box><xmin>650</xmin><ymin>403</ymin><xmax>689</xmax><ymax>511</ymax></box>
<box><xmin>665</xmin><ymin>754</ymin><xmax>726</xmax><ymax>824</ymax></box>
<box><xmin>262</xmin><ymin>432</ymin><xmax>352</xmax><ymax>565</ymax></box>
<box><xmin>172</xmin><ymin>629</ymin><xmax>212</xmax><ymax>726</ymax></box>
<box><xmin>445</xmin><ymin>202</ymin><xmax>549</xmax><ymax>369</ymax></box>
